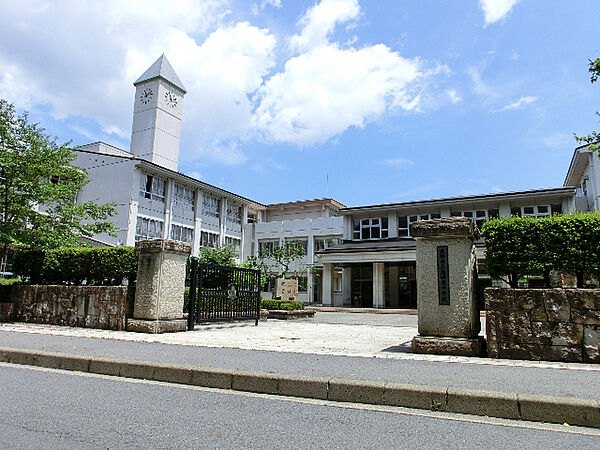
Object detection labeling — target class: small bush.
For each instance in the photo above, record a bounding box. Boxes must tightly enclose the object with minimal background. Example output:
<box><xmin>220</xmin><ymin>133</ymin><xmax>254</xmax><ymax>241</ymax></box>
<box><xmin>260</xmin><ymin>299</ymin><xmax>303</xmax><ymax>311</ymax></box>
<box><xmin>13</xmin><ymin>247</ymin><xmax>138</xmax><ymax>285</ymax></box>
<box><xmin>0</xmin><ymin>278</ymin><xmax>21</xmax><ymax>286</ymax></box>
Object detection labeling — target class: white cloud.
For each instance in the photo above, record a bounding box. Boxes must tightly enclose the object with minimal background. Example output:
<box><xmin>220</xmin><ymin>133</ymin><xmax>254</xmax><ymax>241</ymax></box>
<box><xmin>289</xmin><ymin>0</ymin><xmax>361</xmax><ymax>52</ymax></box>
<box><xmin>0</xmin><ymin>0</ymin><xmax>443</xmax><ymax>163</ymax></box>
<box><xmin>0</xmin><ymin>0</ymin><xmax>230</xmax><ymax>139</ymax></box>
<box><xmin>253</xmin><ymin>0</ymin><xmax>435</xmax><ymax>146</ymax></box>
<box><xmin>446</xmin><ymin>89</ymin><xmax>462</xmax><ymax>103</ymax></box>
<box><xmin>479</xmin><ymin>0</ymin><xmax>521</xmax><ymax>25</ymax></box>
<box><xmin>382</xmin><ymin>158</ymin><xmax>415</xmax><ymax>167</ymax></box>
<box><xmin>491</xmin><ymin>95</ymin><xmax>536</xmax><ymax>112</ymax></box>
<box><xmin>467</xmin><ymin>66</ymin><xmax>499</xmax><ymax>99</ymax></box>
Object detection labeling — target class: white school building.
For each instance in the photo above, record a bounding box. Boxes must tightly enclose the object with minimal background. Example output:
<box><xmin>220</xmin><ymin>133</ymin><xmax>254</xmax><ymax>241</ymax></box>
<box><xmin>72</xmin><ymin>55</ymin><xmax>600</xmax><ymax>308</ymax></box>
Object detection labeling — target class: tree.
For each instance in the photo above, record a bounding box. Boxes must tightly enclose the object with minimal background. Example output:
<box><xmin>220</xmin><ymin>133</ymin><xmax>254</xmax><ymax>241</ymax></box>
<box><xmin>197</xmin><ymin>245</ymin><xmax>236</xmax><ymax>266</ymax></box>
<box><xmin>0</xmin><ymin>100</ymin><xmax>117</xmax><ymax>262</ymax></box>
<box><xmin>575</xmin><ymin>57</ymin><xmax>600</xmax><ymax>152</ymax></box>
<box><xmin>254</xmin><ymin>240</ymin><xmax>306</xmax><ymax>278</ymax></box>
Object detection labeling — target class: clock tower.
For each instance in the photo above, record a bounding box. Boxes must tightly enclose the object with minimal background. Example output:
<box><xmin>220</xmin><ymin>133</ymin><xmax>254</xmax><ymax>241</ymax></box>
<box><xmin>130</xmin><ymin>54</ymin><xmax>186</xmax><ymax>172</ymax></box>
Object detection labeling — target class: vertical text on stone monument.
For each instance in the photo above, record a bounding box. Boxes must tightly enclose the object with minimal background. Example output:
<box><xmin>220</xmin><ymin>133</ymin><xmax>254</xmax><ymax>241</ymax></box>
<box><xmin>437</xmin><ymin>245</ymin><xmax>450</xmax><ymax>305</ymax></box>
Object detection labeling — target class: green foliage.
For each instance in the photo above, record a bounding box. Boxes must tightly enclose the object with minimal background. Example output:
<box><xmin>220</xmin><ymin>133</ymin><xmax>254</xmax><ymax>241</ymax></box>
<box><xmin>482</xmin><ymin>213</ymin><xmax>600</xmax><ymax>288</ymax></box>
<box><xmin>574</xmin><ymin>57</ymin><xmax>600</xmax><ymax>152</ymax></box>
<box><xmin>0</xmin><ymin>99</ymin><xmax>117</xmax><ymax>260</ymax></box>
<box><xmin>0</xmin><ymin>277</ymin><xmax>21</xmax><ymax>286</ymax></box>
<box><xmin>260</xmin><ymin>299</ymin><xmax>303</xmax><ymax>311</ymax></box>
<box><xmin>13</xmin><ymin>246</ymin><xmax>137</xmax><ymax>285</ymax></box>
<box><xmin>197</xmin><ymin>245</ymin><xmax>236</xmax><ymax>266</ymax></box>
<box><xmin>255</xmin><ymin>240</ymin><xmax>306</xmax><ymax>278</ymax></box>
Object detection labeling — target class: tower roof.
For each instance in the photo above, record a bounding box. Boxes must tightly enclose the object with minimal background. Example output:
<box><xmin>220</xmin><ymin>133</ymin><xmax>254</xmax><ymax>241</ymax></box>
<box><xmin>134</xmin><ymin>54</ymin><xmax>186</xmax><ymax>93</ymax></box>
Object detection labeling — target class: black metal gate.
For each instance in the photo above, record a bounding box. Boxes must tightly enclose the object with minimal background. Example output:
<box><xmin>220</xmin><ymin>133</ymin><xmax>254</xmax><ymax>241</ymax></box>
<box><xmin>187</xmin><ymin>259</ymin><xmax>261</xmax><ymax>330</ymax></box>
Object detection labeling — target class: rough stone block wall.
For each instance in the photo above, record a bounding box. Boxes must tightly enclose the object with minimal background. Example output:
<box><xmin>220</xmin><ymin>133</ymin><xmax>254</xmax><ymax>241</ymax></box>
<box><xmin>485</xmin><ymin>288</ymin><xmax>600</xmax><ymax>363</ymax></box>
<box><xmin>0</xmin><ymin>285</ymin><xmax>135</xmax><ymax>331</ymax></box>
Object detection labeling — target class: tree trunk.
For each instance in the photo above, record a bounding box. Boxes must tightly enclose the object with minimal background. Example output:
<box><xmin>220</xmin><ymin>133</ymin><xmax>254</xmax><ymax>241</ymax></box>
<box><xmin>543</xmin><ymin>269</ymin><xmax>551</xmax><ymax>288</ymax></box>
<box><xmin>509</xmin><ymin>273</ymin><xmax>519</xmax><ymax>288</ymax></box>
<box><xmin>576</xmin><ymin>271</ymin><xmax>584</xmax><ymax>288</ymax></box>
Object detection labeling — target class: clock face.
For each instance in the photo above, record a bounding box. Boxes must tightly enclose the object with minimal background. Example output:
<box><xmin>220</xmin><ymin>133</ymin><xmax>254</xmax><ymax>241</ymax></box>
<box><xmin>140</xmin><ymin>88</ymin><xmax>153</xmax><ymax>104</ymax></box>
<box><xmin>164</xmin><ymin>91</ymin><xmax>178</xmax><ymax>109</ymax></box>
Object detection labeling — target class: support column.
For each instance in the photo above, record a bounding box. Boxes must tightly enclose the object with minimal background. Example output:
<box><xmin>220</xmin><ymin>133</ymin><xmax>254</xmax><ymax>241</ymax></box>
<box><xmin>411</xmin><ymin>217</ymin><xmax>484</xmax><ymax>356</ymax></box>
<box><xmin>342</xmin><ymin>267</ymin><xmax>352</xmax><ymax>306</ymax></box>
<box><xmin>192</xmin><ymin>191</ymin><xmax>202</xmax><ymax>257</ymax></box>
<box><xmin>388</xmin><ymin>265</ymin><xmax>399</xmax><ymax>308</ymax></box>
<box><xmin>322</xmin><ymin>263</ymin><xmax>334</xmax><ymax>306</ymax></box>
<box><xmin>127</xmin><ymin>239</ymin><xmax>191</xmax><ymax>334</ymax></box>
<box><xmin>372</xmin><ymin>262</ymin><xmax>385</xmax><ymax>308</ymax></box>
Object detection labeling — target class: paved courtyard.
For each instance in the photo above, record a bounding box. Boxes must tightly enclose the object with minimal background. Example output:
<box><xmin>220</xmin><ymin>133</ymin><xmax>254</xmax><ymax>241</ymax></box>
<box><xmin>3</xmin><ymin>312</ymin><xmax>591</xmax><ymax>371</ymax></box>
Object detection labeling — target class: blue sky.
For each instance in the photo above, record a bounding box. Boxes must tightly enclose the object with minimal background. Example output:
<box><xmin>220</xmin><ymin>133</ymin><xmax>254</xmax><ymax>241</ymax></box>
<box><xmin>1</xmin><ymin>0</ymin><xmax>599</xmax><ymax>207</ymax></box>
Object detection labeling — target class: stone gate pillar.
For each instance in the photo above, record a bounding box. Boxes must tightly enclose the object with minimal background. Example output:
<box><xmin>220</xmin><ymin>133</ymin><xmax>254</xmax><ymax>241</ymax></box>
<box><xmin>411</xmin><ymin>217</ymin><xmax>484</xmax><ymax>356</ymax></box>
<box><xmin>127</xmin><ymin>239</ymin><xmax>191</xmax><ymax>334</ymax></box>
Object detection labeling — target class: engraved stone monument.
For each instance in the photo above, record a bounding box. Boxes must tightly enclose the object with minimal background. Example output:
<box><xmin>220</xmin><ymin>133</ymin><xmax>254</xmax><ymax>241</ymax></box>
<box><xmin>127</xmin><ymin>239</ymin><xmax>191</xmax><ymax>333</ymax></box>
<box><xmin>411</xmin><ymin>217</ymin><xmax>484</xmax><ymax>356</ymax></box>
<box><xmin>275</xmin><ymin>278</ymin><xmax>299</xmax><ymax>301</ymax></box>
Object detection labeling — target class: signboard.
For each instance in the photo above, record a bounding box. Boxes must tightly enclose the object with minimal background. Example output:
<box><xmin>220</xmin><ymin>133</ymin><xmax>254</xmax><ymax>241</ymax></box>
<box><xmin>275</xmin><ymin>278</ymin><xmax>298</xmax><ymax>300</ymax></box>
<box><xmin>437</xmin><ymin>245</ymin><xmax>450</xmax><ymax>305</ymax></box>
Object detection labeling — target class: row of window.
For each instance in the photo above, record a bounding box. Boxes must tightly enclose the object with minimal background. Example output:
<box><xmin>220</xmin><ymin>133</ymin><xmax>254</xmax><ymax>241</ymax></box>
<box><xmin>139</xmin><ymin>174</ymin><xmax>243</xmax><ymax>222</ymax></box>
<box><xmin>135</xmin><ymin>217</ymin><xmax>241</xmax><ymax>255</ymax></box>
<box><xmin>258</xmin><ymin>237</ymin><xmax>342</xmax><ymax>255</ymax></box>
<box><xmin>353</xmin><ymin>205</ymin><xmax>562</xmax><ymax>240</ymax></box>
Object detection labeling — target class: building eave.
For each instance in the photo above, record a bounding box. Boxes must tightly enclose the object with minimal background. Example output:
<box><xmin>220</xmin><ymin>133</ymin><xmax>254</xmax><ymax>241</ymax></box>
<box><xmin>340</xmin><ymin>187</ymin><xmax>576</xmax><ymax>215</ymax></box>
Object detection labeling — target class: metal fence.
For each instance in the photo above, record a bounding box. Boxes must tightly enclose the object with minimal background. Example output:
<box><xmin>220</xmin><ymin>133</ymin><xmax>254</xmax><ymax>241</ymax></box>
<box><xmin>187</xmin><ymin>259</ymin><xmax>261</xmax><ymax>329</ymax></box>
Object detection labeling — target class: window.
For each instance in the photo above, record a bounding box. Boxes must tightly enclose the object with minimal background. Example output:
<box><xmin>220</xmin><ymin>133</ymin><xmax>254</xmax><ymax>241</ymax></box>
<box><xmin>202</xmin><ymin>194</ymin><xmax>220</xmax><ymax>218</ymax></box>
<box><xmin>247</xmin><ymin>213</ymin><xmax>257</xmax><ymax>224</ymax></box>
<box><xmin>297</xmin><ymin>276</ymin><xmax>308</xmax><ymax>292</ymax></box>
<box><xmin>352</xmin><ymin>217</ymin><xmax>388</xmax><ymax>240</ymax></box>
<box><xmin>226</xmin><ymin>202</ymin><xmax>241</xmax><ymax>224</ymax></box>
<box><xmin>170</xmin><ymin>224</ymin><xmax>193</xmax><ymax>243</ymax></box>
<box><xmin>291</xmin><ymin>239</ymin><xmax>308</xmax><ymax>256</ymax></box>
<box><xmin>259</xmin><ymin>240</ymin><xmax>277</xmax><ymax>255</ymax></box>
<box><xmin>314</xmin><ymin>237</ymin><xmax>342</xmax><ymax>252</ymax></box>
<box><xmin>135</xmin><ymin>217</ymin><xmax>164</xmax><ymax>241</ymax></box>
<box><xmin>461</xmin><ymin>210</ymin><xmax>489</xmax><ymax>228</ymax></box>
<box><xmin>521</xmin><ymin>205</ymin><xmax>552</xmax><ymax>218</ymax></box>
<box><xmin>512</xmin><ymin>205</ymin><xmax>555</xmax><ymax>218</ymax></box>
<box><xmin>398</xmin><ymin>214</ymin><xmax>431</xmax><ymax>237</ymax></box>
<box><xmin>225</xmin><ymin>236</ymin><xmax>241</xmax><ymax>257</ymax></box>
<box><xmin>173</xmin><ymin>184</ymin><xmax>195</xmax><ymax>210</ymax></box>
<box><xmin>139</xmin><ymin>174</ymin><xmax>165</xmax><ymax>202</ymax></box>
<box><xmin>200</xmin><ymin>231</ymin><xmax>219</xmax><ymax>248</ymax></box>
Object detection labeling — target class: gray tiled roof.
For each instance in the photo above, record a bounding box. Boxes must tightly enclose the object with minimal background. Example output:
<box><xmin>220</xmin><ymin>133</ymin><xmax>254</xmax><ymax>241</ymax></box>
<box><xmin>134</xmin><ymin>54</ymin><xmax>186</xmax><ymax>93</ymax></box>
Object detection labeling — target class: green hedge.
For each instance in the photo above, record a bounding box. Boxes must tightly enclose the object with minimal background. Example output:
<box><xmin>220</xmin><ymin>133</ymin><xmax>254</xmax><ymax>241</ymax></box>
<box><xmin>13</xmin><ymin>247</ymin><xmax>138</xmax><ymax>285</ymax></box>
<box><xmin>261</xmin><ymin>299</ymin><xmax>303</xmax><ymax>311</ymax></box>
<box><xmin>481</xmin><ymin>213</ymin><xmax>600</xmax><ymax>288</ymax></box>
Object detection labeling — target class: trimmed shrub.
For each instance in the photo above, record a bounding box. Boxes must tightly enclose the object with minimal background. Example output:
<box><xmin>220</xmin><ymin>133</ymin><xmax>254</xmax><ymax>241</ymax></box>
<box><xmin>13</xmin><ymin>247</ymin><xmax>138</xmax><ymax>285</ymax></box>
<box><xmin>261</xmin><ymin>299</ymin><xmax>303</xmax><ymax>311</ymax></box>
<box><xmin>482</xmin><ymin>213</ymin><xmax>600</xmax><ymax>288</ymax></box>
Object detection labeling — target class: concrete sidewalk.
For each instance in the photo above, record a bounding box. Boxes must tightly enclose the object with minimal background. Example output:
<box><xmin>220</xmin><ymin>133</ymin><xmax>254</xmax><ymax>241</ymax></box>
<box><xmin>1</xmin><ymin>318</ymin><xmax>599</xmax><ymax>428</ymax></box>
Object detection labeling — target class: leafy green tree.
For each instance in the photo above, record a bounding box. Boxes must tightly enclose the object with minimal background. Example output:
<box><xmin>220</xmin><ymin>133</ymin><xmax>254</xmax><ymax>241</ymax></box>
<box><xmin>0</xmin><ymin>99</ymin><xmax>117</xmax><ymax>261</ymax></box>
<box><xmin>255</xmin><ymin>240</ymin><xmax>306</xmax><ymax>278</ymax></box>
<box><xmin>197</xmin><ymin>245</ymin><xmax>236</xmax><ymax>266</ymax></box>
<box><xmin>575</xmin><ymin>57</ymin><xmax>600</xmax><ymax>152</ymax></box>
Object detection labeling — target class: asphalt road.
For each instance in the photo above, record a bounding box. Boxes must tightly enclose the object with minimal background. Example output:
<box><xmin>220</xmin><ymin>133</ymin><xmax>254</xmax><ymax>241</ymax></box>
<box><xmin>1</xmin><ymin>364</ymin><xmax>598</xmax><ymax>449</ymax></box>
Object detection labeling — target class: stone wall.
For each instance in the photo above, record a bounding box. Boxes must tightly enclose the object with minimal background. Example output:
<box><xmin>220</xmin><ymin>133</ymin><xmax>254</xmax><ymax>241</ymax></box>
<box><xmin>485</xmin><ymin>288</ymin><xmax>600</xmax><ymax>363</ymax></box>
<box><xmin>0</xmin><ymin>285</ymin><xmax>135</xmax><ymax>331</ymax></box>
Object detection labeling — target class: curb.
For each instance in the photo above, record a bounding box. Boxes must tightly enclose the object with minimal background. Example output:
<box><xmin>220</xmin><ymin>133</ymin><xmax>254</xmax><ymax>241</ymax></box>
<box><xmin>1</xmin><ymin>347</ymin><xmax>598</xmax><ymax>428</ymax></box>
